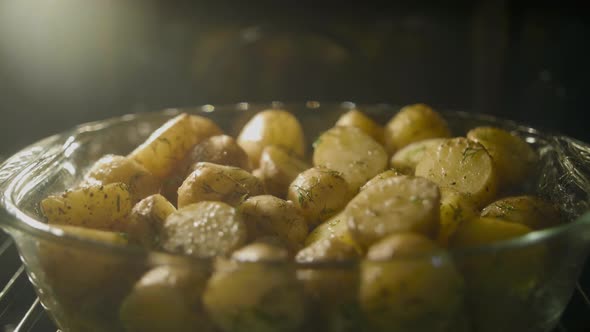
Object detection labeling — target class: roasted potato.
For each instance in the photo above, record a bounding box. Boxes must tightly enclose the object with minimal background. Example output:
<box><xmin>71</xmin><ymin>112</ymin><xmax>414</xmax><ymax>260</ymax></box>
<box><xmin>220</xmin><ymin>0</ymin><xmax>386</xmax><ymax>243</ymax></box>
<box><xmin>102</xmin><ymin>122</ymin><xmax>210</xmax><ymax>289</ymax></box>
<box><xmin>313</xmin><ymin>126</ymin><xmax>388</xmax><ymax>192</ymax></box>
<box><xmin>160</xmin><ymin>201</ymin><xmax>248</xmax><ymax>257</ymax></box>
<box><xmin>467</xmin><ymin>126</ymin><xmax>538</xmax><ymax>189</ymax></box>
<box><xmin>258</xmin><ymin>145</ymin><xmax>310</xmax><ymax>198</ymax></box>
<box><xmin>177</xmin><ymin>162</ymin><xmax>264</xmax><ymax>208</ymax></box>
<box><xmin>390</xmin><ymin>138</ymin><xmax>446</xmax><ymax>174</ymax></box>
<box><xmin>83</xmin><ymin>154</ymin><xmax>160</xmax><ymax>203</ymax></box>
<box><xmin>481</xmin><ymin>195</ymin><xmax>561</xmax><ymax>230</ymax></box>
<box><xmin>120</xmin><ymin>266</ymin><xmax>213</xmax><ymax>332</ymax></box>
<box><xmin>415</xmin><ymin>137</ymin><xmax>498</xmax><ymax>206</ymax></box>
<box><xmin>437</xmin><ymin>187</ymin><xmax>479</xmax><ymax>246</ymax></box>
<box><xmin>203</xmin><ymin>244</ymin><xmax>305</xmax><ymax>332</ymax></box>
<box><xmin>359</xmin><ymin>168</ymin><xmax>403</xmax><ymax>191</ymax></box>
<box><xmin>304</xmin><ymin>212</ymin><xmax>361</xmax><ymax>252</ymax></box>
<box><xmin>237</xmin><ymin>109</ymin><xmax>306</xmax><ymax>168</ymax></box>
<box><xmin>41</xmin><ymin>183</ymin><xmax>132</xmax><ymax>231</ymax></box>
<box><xmin>346</xmin><ymin>176</ymin><xmax>440</xmax><ymax>248</ymax></box>
<box><xmin>335</xmin><ymin>109</ymin><xmax>384</xmax><ymax>144</ymax></box>
<box><xmin>126</xmin><ymin>194</ymin><xmax>176</xmax><ymax>248</ymax></box>
<box><xmin>129</xmin><ymin>113</ymin><xmax>222</xmax><ymax>178</ymax></box>
<box><xmin>287</xmin><ymin>167</ymin><xmax>352</xmax><ymax>226</ymax></box>
<box><xmin>384</xmin><ymin>103</ymin><xmax>451</xmax><ymax>154</ymax></box>
<box><xmin>239</xmin><ymin>195</ymin><xmax>308</xmax><ymax>251</ymax></box>
<box><xmin>360</xmin><ymin>233</ymin><xmax>464</xmax><ymax>332</ymax></box>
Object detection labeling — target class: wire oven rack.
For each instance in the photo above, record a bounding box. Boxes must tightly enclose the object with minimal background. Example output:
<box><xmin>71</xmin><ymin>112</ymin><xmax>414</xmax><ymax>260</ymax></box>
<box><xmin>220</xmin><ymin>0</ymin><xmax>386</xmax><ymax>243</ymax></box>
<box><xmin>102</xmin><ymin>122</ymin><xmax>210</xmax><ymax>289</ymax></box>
<box><xmin>1</xmin><ymin>228</ymin><xmax>590</xmax><ymax>332</ymax></box>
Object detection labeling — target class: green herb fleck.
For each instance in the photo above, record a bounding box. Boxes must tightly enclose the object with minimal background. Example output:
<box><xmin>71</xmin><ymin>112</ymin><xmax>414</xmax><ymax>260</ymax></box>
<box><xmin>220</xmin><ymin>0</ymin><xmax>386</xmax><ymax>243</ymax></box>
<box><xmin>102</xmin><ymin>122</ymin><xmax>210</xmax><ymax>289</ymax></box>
<box><xmin>461</xmin><ymin>145</ymin><xmax>486</xmax><ymax>163</ymax></box>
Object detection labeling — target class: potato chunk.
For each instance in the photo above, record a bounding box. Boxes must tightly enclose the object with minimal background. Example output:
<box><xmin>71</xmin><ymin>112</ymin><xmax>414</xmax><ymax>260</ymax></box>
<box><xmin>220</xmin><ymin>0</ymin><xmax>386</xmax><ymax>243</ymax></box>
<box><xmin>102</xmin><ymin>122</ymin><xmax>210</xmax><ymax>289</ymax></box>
<box><xmin>83</xmin><ymin>154</ymin><xmax>160</xmax><ymax>203</ymax></box>
<box><xmin>187</xmin><ymin>134</ymin><xmax>251</xmax><ymax>171</ymax></box>
<box><xmin>346</xmin><ymin>176</ymin><xmax>440</xmax><ymax>248</ymax></box>
<box><xmin>335</xmin><ymin>109</ymin><xmax>384</xmax><ymax>144</ymax></box>
<box><xmin>481</xmin><ymin>195</ymin><xmax>561</xmax><ymax>230</ymax></box>
<box><xmin>467</xmin><ymin>126</ymin><xmax>537</xmax><ymax>189</ymax></box>
<box><xmin>415</xmin><ymin>137</ymin><xmax>498</xmax><ymax>206</ymax></box>
<box><xmin>359</xmin><ymin>168</ymin><xmax>403</xmax><ymax>191</ymax></box>
<box><xmin>360</xmin><ymin>233</ymin><xmax>464</xmax><ymax>332</ymax></box>
<box><xmin>239</xmin><ymin>195</ymin><xmax>308</xmax><ymax>251</ymax></box>
<box><xmin>313</xmin><ymin>126</ymin><xmax>387</xmax><ymax>192</ymax></box>
<box><xmin>41</xmin><ymin>183</ymin><xmax>132</xmax><ymax>231</ymax></box>
<box><xmin>120</xmin><ymin>266</ymin><xmax>213</xmax><ymax>332</ymax></box>
<box><xmin>390</xmin><ymin>138</ymin><xmax>446</xmax><ymax>174</ymax></box>
<box><xmin>177</xmin><ymin>162</ymin><xmax>263</xmax><ymax>208</ymax></box>
<box><xmin>304</xmin><ymin>212</ymin><xmax>361</xmax><ymax>252</ymax></box>
<box><xmin>129</xmin><ymin>113</ymin><xmax>222</xmax><ymax>179</ymax></box>
<box><xmin>437</xmin><ymin>187</ymin><xmax>479</xmax><ymax>246</ymax></box>
<box><xmin>237</xmin><ymin>109</ymin><xmax>306</xmax><ymax>168</ymax></box>
<box><xmin>160</xmin><ymin>201</ymin><xmax>247</xmax><ymax>257</ymax></box>
<box><xmin>258</xmin><ymin>146</ymin><xmax>310</xmax><ymax>198</ymax></box>
<box><xmin>126</xmin><ymin>194</ymin><xmax>176</xmax><ymax>248</ymax></box>
<box><xmin>203</xmin><ymin>246</ymin><xmax>305</xmax><ymax>332</ymax></box>
<box><xmin>287</xmin><ymin>167</ymin><xmax>352</xmax><ymax>226</ymax></box>
<box><xmin>384</xmin><ymin>103</ymin><xmax>451</xmax><ymax>154</ymax></box>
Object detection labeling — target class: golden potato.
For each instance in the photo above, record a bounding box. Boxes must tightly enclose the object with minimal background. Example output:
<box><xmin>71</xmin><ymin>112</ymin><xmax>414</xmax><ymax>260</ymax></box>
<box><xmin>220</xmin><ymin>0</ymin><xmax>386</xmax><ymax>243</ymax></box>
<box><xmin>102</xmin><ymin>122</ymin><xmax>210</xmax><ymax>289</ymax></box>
<box><xmin>390</xmin><ymin>138</ymin><xmax>446</xmax><ymax>174</ymax></box>
<box><xmin>467</xmin><ymin>126</ymin><xmax>538</xmax><ymax>189</ymax></box>
<box><xmin>187</xmin><ymin>134</ymin><xmax>251</xmax><ymax>170</ymax></box>
<box><xmin>232</xmin><ymin>242</ymin><xmax>290</xmax><ymax>262</ymax></box>
<box><xmin>287</xmin><ymin>167</ymin><xmax>352</xmax><ymax>227</ymax></box>
<box><xmin>313</xmin><ymin>126</ymin><xmax>388</xmax><ymax>192</ymax></box>
<box><xmin>259</xmin><ymin>145</ymin><xmax>310</xmax><ymax>198</ymax></box>
<box><xmin>239</xmin><ymin>195</ymin><xmax>308</xmax><ymax>251</ymax></box>
<box><xmin>437</xmin><ymin>187</ymin><xmax>479</xmax><ymax>247</ymax></box>
<box><xmin>41</xmin><ymin>183</ymin><xmax>132</xmax><ymax>231</ymax></box>
<box><xmin>126</xmin><ymin>194</ymin><xmax>176</xmax><ymax>248</ymax></box>
<box><xmin>335</xmin><ymin>109</ymin><xmax>384</xmax><ymax>144</ymax></box>
<box><xmin>237</xmin><ymin>109</ymin><xmax>306</xmax><ymax>168</ymax></box>
<box><xmin>129</xmin><ymin>113</ymin><xmax>221</xmax><ymax>179</ymax></box>
<box><xmin>359</xmin><ymin>168</ymin><xmax>403</xmax><ymax>191</ymax></box>
<box><xmin>481</xmin><ymin>195</ymin><xmax>561</xmax><ymax>230</ymax></box>
<box><xmin>304</xmin><ymin>212</ymin><xmax>361</xmax><ymax>252</ymax></box>
<box><xmin>177</xmin><ymin>162</ymin><xmax>263</xmax><ymax>208</ymax></box>
<box><xmin>346</xmin><ymin>176</ymin><xmax>440</xmax><ymax>248</ymax></box>
<box><xmin>160</xmin><ymin>201</ymin><xmax>248</xmax><ymax>257</ymax></box>
<box><xmin>360</xmin><ymin>233</ymin><xmax>464</xmax><ymax>332</ymax></box>
<box><xmin>203</xmin><ymin>252</ymin><xmax>305</xmax><ymax>332</ymax></box>
<box><xmin>83</xmin><ymin>154</ymin><xmax>160</xmax><ymax>203</ymax></box>
<box><xmin>384</xmin><ymin>103</ymin><xmax>451</xmax><ymax>154</ymax></box>
<box><xmin>450</xmin><ymin>216</ymin><xmax>531</xmax><ymax>248</ymax></box>
<box><xmin>120</xmin><ymin>266</ymin><xmax>213</xmax><ymax>332</ymax></box>
<box><xmin>415</xmin><ymin>137</ymin><xmax>498</xmax><ymax>206</ymax></box>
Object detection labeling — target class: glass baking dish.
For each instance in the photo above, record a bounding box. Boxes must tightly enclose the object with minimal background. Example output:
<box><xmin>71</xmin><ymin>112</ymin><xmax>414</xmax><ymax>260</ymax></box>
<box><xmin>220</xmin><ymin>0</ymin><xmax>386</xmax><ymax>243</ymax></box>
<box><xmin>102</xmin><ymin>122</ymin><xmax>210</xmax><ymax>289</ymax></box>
<box><xmin>1</xmin><ymin>102</ymin><xmax>590</xmax><ymax>332</ymax></box>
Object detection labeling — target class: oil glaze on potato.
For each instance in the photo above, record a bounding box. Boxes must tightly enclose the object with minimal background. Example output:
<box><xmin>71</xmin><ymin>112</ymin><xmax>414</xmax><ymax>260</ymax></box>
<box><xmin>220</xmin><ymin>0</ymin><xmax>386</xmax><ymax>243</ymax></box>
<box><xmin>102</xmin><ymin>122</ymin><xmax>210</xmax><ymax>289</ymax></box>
<box><xmin>126</xmin><ymin>194</ymin><xmax>176</xmax><ymax>248</ymax></box>
<box><xmin>390</xmin><ymin>138</ymin><xmax>446</xmax><ymax>174</ymax></box>
<box><xmin>437</xmin><ymin>187</ymin><xmax>479</xmax><ymax>247</ymax></box>
<box><xmin>384</xmin><ymin>103</ymin><xmax>451</xmax><ymax>154</ymax></box>
<box><xmin>415</xmin><ymin>137</ymin><xmax>498</xmax><ymax>206</ymax></box>
<box><xmin>177</xmin><ymin>162</ymin><xmax>263</xmax><ymax>208</ymax></box>
<box><xmin>481</xmin><ymin>195</ymin><xmax>561</xmax><ymax>230</ymax></box>
<box><xmin>237</xmin><ymin>109</ymin><xmax>306</xmax><ymax>168</ymax></box>
<box><xmin>335</xmin><ymin>109</ymin><xmax>384</xmax><ymax>144</ymax></box>
<box><xmin>346</xmin><ymin>176</ymin><xmax>440</xmax><ymax>248</ymax></box>
<box><xmin>287</xmin><ymin>167</ymin><xmax>352</xmax><ymax>226</ymax></box>
<box><xmin>313</xmin><ymin>126</ymin><xmax>388</xmax><ymax>192</ymax></box>
<box><xmin>259</xmin><ymin>145</ymin><xmax>310</xmax><ymax>198</ymax></box>
<box><xmin>41</xmin><ymin>183</ymin><xmax>132</xmax><ymax>231</ymax></box>
<box><xmin>160</xmin><ymin>201</ymin><xmax>247</xmax><ymax>257</ymax></box>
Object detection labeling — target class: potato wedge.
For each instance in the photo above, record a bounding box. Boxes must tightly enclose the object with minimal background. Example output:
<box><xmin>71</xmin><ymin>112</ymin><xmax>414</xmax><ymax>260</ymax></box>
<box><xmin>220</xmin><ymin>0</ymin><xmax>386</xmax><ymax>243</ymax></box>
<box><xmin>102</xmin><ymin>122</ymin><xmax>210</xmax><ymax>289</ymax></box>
<box><xmin>415</xmin><ymin>137</ymin><xmax>498</xmax><ymax>206</ymax></box>
<box><xmin>83</xmin><ymin>154</ymin><xmax>160</xmax><ymax>203</ymax></box>
<box><xmin>129</xmin><ymin>113</ymin><xmax>221</xmax><ymax>178</ymax></box>
<box><xmin>481</xmin><ymin>195</ymin><xmax>561</xmax><ymax>230</ymax></box>
<box><xmin>126</xmin><ymin>194</ymin><xmax>176</xmax><ymax>248</ymax></box>
<box><xmin>41</xmin><ymin>183</ymin><xmax>132</xmax><ymax>231</ymax></box>
<box><xmin>120</xmin><ymin>266</ymin><xmax>213</xmax><ymax>332</ymax></box>
<box><xmin>335</xmin><ymin>109</ymin><xmax>384</xmax><ymax>144</ymax></box>
<box><xmin>390</xmin><ymin>138</ymin><xmax>446</xmax><ymax>174</ymax></box>
<box><xmin>359</xmin><ymin>168</ymin><xmax>403</xmax><ymax>191</ymax></box>
<box><xmin>287</xmin><ymin>167</ymin><xmax>352</xmax><ymax>226</ymax></box>
<box><xmin>467</xmin><ymin>126</ymin><xmax>537</xmax><ymax>189</ymax></box>
<box><xmin>160</xmin><ymin>201</ymin><xmax>247</xmax><ymax>257</ymax></box>
<box><xmin>360</xmin><ymin>233</ymin><xmax>464</xmax><ymax>332</ymax></box>
<box><xmin>346</xmin><ymin>176</ymin><xmax>440</xmax><ymax>248</ymax></box>
<box><xmin>313</xmin><ymin>126</ymin><xmax>388</xmax><ymax>192</ymax></box>
<box><xmin>177</xmin><ymin>162</ymin><xmax>263</xmax><ymax>208</ymax></box>
<box><xmin>437</xmin><ymin>187</ymin><xmax>479</xmax><ymax>247</ymax></box>
<box><xmin>237</xmin><ymin>109</ymin><xmax>306</xmax><ymax>168</ymax></box>
<box><xmin>239</xmin><ymin>195</ymin><xmax>308</xmax><ymax>251</ymax></box>
<box><xmin>203</xmin><ymin>250</ymin><xmax>305</xmax><ymax>332</ymax></box>
<box><xmin>259</xmin><ymin>145</ymin><xmax>310</xmax><ymax>198</ymax></box>
<box><xmin>384</xmin><ymin>103</ymin><xmax>451</xmax><ymax>154</ymax></box>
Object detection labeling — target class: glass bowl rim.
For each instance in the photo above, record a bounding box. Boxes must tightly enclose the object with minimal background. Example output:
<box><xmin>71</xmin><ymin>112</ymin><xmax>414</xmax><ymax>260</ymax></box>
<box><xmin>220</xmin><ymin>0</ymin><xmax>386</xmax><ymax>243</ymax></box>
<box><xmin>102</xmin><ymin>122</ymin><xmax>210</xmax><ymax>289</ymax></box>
<box><xmin>1</xmin><ymin>101</ymin><xmax>590</xmax><ymax>266</ymax></box>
